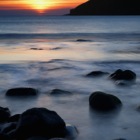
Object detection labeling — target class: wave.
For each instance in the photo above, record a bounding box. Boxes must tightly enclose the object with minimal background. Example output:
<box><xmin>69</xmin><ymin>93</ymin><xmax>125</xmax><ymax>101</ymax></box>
<box><xmin>0</xmin><ymin>33</ymin><xmax>140</xmax><ymax>41</ymax></box>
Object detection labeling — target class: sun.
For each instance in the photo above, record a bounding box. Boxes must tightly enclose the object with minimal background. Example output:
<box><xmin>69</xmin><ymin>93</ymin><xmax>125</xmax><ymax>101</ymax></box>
<box><xmin>24</xmin><ymin>0</ymin><xmax>53</xmax><ymax>13</ymax></box>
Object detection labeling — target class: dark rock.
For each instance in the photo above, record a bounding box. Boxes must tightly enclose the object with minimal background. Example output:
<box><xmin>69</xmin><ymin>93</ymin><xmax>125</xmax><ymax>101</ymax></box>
<box><xmin>65</xmin><ymin>124</ymin><xmax>78</xmax><ymax>139</ymax></box>
<box><xmin>6</xmin><ymin>88</ymin><xmax>37</xmax><ymax>96</ymax></box>
<box><xmin>76</xmin><ymin>39</ymin><xmax>91</xmax><ymax>42</ymax></box>
<box><xmin>8</xmin><ymin>114</ymin><xmax>20</xmax><ymax>123</ymax></box>
<box><xmin>0</xmin><ymin>107</ymin><xmax>11</xmax><ymax>123</ymax></box>
<box><xmin>86</xmin><ymin>71</ymin><xmax>109</xmax><ymax>77</ymax></box>
<box><xmin>0</xmin><ymin>133</ymin><xmax>10</xmax><ymax>140</ymax></box>
<box><xmin>50</xmin><ymin>47</ymin><xmax>62</xmax><ymax>50</ymax></box>
<box><xmin>69</xmin><ymin>0</ymin><xmax>140</xmax><ymax>15</ymax></box>
<box><xmin>30</xmin><ymin>48</ymin><xmax>43</xmax><ymax>50</ymax></box>
<box><xmin>50</xmin><ymin>89</ymin><xmax>72</xmax><ymax>96</ymax></box>
<box><xmin>89</xmin><ymin>91</ymin><xmax>122</xmax><ymax>111</ymax></box>
<box><xmin>109</xmin><ymin>69</ymin><xmax>136</xmax><ymax>81</ymax></box>
<box><xmin>0</xmin><ymin>122</ymin><xmax>17</xmax><ymax>134</ymax></box>
<box><xmin>15</xmin><ymin>108</ymin><xmax>66</xmax><ymax>139</ymax></box>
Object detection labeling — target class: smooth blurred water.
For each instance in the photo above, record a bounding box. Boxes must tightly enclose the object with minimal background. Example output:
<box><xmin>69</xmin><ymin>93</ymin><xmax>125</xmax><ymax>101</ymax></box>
<box><xmin>0</xmin><ymin>16</ymin><xmax>140</xmax><ymax>140</ymax></box>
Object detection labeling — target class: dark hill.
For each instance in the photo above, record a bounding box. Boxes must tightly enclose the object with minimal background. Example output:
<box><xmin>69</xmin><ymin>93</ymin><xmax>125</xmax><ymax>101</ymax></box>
<box><xmin>69</xmin><ymin>0</ymin><xmax>140</xmax><ymax>15</ymax></box>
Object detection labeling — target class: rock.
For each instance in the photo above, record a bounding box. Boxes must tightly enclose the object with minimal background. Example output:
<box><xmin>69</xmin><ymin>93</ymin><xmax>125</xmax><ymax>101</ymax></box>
<box><xmin>0</xmin><ymin>133</ymin><xmax>10</xmax><ymax>140</ymax></box>
<box><xmin>50</xmin><ymin>89</ymin><xmax>72</xmax><ymax>96</ymax></box>
<box><xmin>66</xmin><ymin>124</ymin><xmax>78</xmax><ymax>139</ymax></box>
<box><xmin>15</xmin><ymin>108</ymin><xmax>66</xmax><ymax>139</ymax></box>
<box><xmin>30</xmin><ymin>48</ymin><xmax>43</xmax><ymax>50</ymax></box>
<box><xmin>0</xmin><ymin>122</ymin><xmax>17</xmax><ymax>134</ymax></box>
<box><xmin>76</xmin><ymin>39</ymin><xmax>91</xmax><ymax>42</ymax></box>
<box><xmin>89</xmin><ymin>91</ymin><xmax>122</xmax><ymax>111</ymax></box>
<box><xmin>69</xmin><ymin>0</ymin><xmax>140</xmax><ymax>15</ymax></box>
<box><xmin>109</xmin><ymin>69</ymin><xmax>136</xmax><ymax>81</ymax></box>
<box><xmin>50</xmin><ymin>47</ymin><xmax>62</xmax><ymax>50</ymax></box>
<box><xmin>8</xmin><ymin>114</ymin><xmax>20</xmax><ymax>123</ymax></box>
<box><xmin>6</xmin><ymin>88</ymin><xmax>37</xmax><ymax>96</ymax></box>
<box><xmin>86</xmin><ymin>71</ymin><xmax>109</xmax><ymax>77</ymax></box>
<box><xmin>0</xmin><ymin>107</ymin><xmax>11</xmax><ymax>123</ymax></box>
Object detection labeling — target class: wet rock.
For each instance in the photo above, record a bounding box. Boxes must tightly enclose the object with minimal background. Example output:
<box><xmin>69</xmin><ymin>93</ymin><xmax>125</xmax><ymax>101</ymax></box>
<box><xmin>8</xmin><ymin>114</ymin><xmax>20</xmax><ymax>123</ymax></box>
<box><xmin>6</xmin><ymin>88</ymin><xmax>37</xmax><ymax>96</ymax></box>
<box><xmin>0</xmin><ymin>133</ymin><xmax>10</xmax><ymax>140</ymax></box>
<box><xmin>0</xmin><ymin>122</ymin><xmax>17</xmax><ymax>134</ymax></box>
<box><xmin>50</xmin><ymin>47</ymin><xmax>62</xmax><ymax>50</ymax></box>
<box><xmin>89</xmin><ymin>91</ymin><xmax>122</xmax><ymax>111</ymax></box>
<box><xmin>0</xmin><ymin>107</ymin><xmax>11</xmax><ymax>123</ymax></box>
<box><xmin>15</xmin><ymin>107</ymin><xmax>66</xmax><ymax>139</ymax></box>
<box><xmin>30</xmin><ymin>48</ymin><xmax>43</xmax><ymax>50</ymax></box>
<box><xmin>50</xmin><ymin>89</ymin><xmax>72</xmax><ymax>96</ymax></box>
<box><xmin>86</xmin><ymin>71</ymin><xmax>109</xmax><ymax>77</ymax></box>
<box><xmin>66</xmin><ymin>124</ymin><xmax>78</xmax><ymax>139</ymax></box>
<box><xmin>109</xmin><ymin>69</ymin><xmax>136</xmax><ymax>81</ymax></box>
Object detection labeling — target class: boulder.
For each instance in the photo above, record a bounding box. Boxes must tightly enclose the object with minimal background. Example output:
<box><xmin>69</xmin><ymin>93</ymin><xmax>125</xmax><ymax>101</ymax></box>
<box><xmin>65</xmin><ymin>124</ymin><xmax>78</xmax><ymax>139</ymax></box>
<box><xmin>0</xmin><ymin>133</ymin><xmax>10</xmax><ymax>140</ymax></box>
<box><xmin>89</xmin><ymin>91</ymin><xmax>122</xmax><ymax>111</ymax></box>
<box><xmin>109</xmin><ymin>69</ymin><xmax>136</xmax><ymax>81</ymax></box>
<box><xmin>15</xmin><ymin>108</ymin><xmax>66</xmax><ymax>139</ymax></box>
<box><xmin>0</xmin><ymin>122</ymin><xmax>17</xmax><ymax>134</ymax></box>
<box><xmin>86</xmin><ymin>71</ymin><xmax>109</xmax><ymax>77</ymax></box>
<box><xmin>6</xmin><ymin>88</ymin><xmax>37</xmax><ymax>96</ymax></box>
<box><xmin>8</xmin><ymin>114</ymin><xmax>20</xmax><ymax>123</ymax></box>
<box><xmin>0</xmin><ymin>107</ymin><xmax>11</xmax><ymax>123</ymax></box>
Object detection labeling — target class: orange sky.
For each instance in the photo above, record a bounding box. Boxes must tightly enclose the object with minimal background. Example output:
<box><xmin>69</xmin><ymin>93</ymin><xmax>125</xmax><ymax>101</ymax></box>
<box><xmin>0</xmin><ymin>0</ymin><xmax>87</xmax><ymax>14</ymax></box>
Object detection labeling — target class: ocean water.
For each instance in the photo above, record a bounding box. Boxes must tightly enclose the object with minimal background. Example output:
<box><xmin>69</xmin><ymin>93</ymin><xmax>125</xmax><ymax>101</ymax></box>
<box><xmin>0</xmin><ymin>16</ymin><xmax>140</xmax><ymax>140</ymax></box>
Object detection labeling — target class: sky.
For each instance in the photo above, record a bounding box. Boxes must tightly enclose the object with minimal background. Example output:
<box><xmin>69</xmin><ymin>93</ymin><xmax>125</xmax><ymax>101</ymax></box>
<box><xmin>0</xmin><ymin>0</ymin><xmax>87</xmax><ymax>15</ymax></box>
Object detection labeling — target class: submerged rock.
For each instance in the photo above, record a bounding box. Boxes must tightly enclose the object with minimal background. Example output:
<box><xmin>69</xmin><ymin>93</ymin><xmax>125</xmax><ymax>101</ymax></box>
<box><xmin>76</xmin><ymin>39</ymin><xmax>91</xmax><ymax>42</ymax></box>
<box><xmin>0</xmin><ymin>107</ymin><xmax>11</xmax><ymax>123</ymax></box>
<box><xmin>109</xmin><ymin>69</ymin><xmax>136</xmax><ymax>81</ymax></box>
<box><xmin>86</xmin><ymin>71</ymin><xmax>109</xmax><ymax>77</ymax></box>
<box><xmin>6</xmin><ymin>88</ymin><xmax>37</xmax><ymax>96</ymax></box>
<box><xmin>89</xmin><ymin>91</ymin><xmax>122</xmax><ymax>111</ymax></box>
<box><xmin>50</xmin><ymin>89</ymin><xmax>72</xmax><ymax>96</ymax></box>
<box><xmin>15</xmin><ymin>108</ymin><xmax>66</xmax><ymax>139</ymax></box>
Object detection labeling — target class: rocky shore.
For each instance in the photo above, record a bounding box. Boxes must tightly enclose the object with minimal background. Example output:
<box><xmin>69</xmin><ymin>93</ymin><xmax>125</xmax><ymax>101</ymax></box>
<box><xmin>0</xmin><ymin>69</ymin><xmax>137</xmax><ymax>140</ymax></box>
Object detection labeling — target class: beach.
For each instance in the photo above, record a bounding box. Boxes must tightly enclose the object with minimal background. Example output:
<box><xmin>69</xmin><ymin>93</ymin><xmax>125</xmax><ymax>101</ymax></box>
<box><xmin>0</xmin><ymin>16</ymin><xmax>140</xmax><ymax>140</ymax></box>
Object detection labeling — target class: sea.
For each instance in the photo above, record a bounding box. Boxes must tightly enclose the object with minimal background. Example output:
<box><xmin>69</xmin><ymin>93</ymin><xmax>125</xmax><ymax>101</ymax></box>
<box><xmin>0</xmin><ymin>16</ymin><xmax>140</xmax><ymax>140</ymax></box>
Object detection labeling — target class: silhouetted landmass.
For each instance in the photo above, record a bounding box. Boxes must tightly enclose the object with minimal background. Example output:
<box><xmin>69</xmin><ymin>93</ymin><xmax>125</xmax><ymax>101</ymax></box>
<box><xmin>69</xmin><ymin>0</ymin><xmax>140</xmax><ymax>15</ymax></box>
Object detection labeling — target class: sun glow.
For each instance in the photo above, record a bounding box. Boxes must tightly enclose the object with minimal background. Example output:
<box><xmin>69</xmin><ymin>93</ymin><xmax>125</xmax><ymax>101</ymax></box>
<box><xmin>24</xmin><ymin>0</ymin><xmax>54</xmax><ymax>13</ymax></box>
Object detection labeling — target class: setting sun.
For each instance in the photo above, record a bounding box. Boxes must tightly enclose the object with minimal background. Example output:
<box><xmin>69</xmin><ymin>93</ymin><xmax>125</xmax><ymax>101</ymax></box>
<box><xmin>0</xmin><ymin>0</ymin><xmax>88</xmax><ymax>15</ymax></box>
<box><xmin>24</xmin><ymin>0</ymin><xmax>54</xmax><ymax>13</ymax></box>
